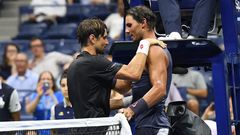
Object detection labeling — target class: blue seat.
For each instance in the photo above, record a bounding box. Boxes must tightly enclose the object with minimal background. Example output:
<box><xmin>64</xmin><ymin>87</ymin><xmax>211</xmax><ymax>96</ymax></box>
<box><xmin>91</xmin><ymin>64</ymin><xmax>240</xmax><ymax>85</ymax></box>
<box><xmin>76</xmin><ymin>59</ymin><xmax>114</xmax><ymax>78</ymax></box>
<box><xmin>43</xmin><ymin>23</ymin><xmax>77</xmax><ymax>39</ymax></box>
<box><xmin>14</xmin><ymin>23</ymin><xmax>48</xmax><ymax>39</ymax></box>
<box><xmin>56</xmin><ymin>39</ymin><xmax>79</xmax><ymax>55</ymax></box>
<box><xmin>43</xmin><ymin>40</ymin><xmax>60</xmax><ymax>52</ymax></box>
<box><xmin>43</xmin><ymin>39</ymin><xmax>79</xmax><ymax>54</ymax></box>
<box><xmin>63</xmin><ymin>4</ymin><xmax>83</xmax><ymax>23</ymax></box>
<box><xmin>60</xmin><ymin>4</ymin><xmax>117</xmax><ymax>23</ymax></box>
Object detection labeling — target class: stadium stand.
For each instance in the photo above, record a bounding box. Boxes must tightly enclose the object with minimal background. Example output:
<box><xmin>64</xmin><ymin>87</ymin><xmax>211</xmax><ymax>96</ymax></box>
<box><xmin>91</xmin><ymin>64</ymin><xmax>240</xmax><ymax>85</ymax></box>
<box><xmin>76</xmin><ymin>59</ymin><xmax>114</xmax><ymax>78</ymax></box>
<box><xmin>42</xmin><ymin>23</ymin><xmax>77</xmax><ymax>39</ymax></box>
<box><xmin>14</xmin><ymin>23</ymin><xmax>48</xmax><ymax>39</ymax></box>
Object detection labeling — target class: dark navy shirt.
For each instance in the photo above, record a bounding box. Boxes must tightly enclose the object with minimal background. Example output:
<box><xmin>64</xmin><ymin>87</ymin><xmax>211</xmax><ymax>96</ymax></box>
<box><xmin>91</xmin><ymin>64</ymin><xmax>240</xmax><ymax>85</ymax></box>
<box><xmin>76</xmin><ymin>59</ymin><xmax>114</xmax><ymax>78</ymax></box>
<box><xmin>132</xmin><ymin>48</ymin><xmax>172</xmax><ymax>129</ymax></box>
<box><xmin>0</xmin><ymin>83</ymin><xmax>14</xmax><ymax>121</ymax></box>
<box><xmin>51</xmin><ymin>100</ymin><xmax>74</xmax><ymax>120</ymax></box>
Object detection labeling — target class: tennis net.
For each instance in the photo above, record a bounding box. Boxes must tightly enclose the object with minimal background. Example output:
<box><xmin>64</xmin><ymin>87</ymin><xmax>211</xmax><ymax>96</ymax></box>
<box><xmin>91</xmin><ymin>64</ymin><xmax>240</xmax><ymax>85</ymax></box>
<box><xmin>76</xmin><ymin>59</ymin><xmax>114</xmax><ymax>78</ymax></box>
<box><xmin>0</xmin><ymin>113</ymin><xmax>132</xmax><ymax>135</ymax></box>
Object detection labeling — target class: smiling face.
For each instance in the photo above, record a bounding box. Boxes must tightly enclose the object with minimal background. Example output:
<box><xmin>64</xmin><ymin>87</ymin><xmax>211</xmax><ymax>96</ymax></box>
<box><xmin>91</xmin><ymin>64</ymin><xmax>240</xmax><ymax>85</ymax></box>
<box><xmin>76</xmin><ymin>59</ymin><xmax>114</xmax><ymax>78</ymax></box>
<box><xmin>125</xmin><ymin>15</ymin><xmax>144</xmax><ymax>42</ymax></box>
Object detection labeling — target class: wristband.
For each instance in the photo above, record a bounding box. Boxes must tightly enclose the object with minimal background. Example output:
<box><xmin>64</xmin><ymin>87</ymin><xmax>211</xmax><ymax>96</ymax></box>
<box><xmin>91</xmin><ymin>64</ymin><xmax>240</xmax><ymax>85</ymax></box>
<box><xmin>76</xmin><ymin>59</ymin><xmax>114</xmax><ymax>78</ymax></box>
<box><xmin>129</xmin><ymin>98</ymin><xmax>148</xmax><ymax>116</ymax></box>
<box><xmin>122</xmin><ymin>96</ymin><xmax>133</xmax><ymax>107</ymax></box>
<box><xmin>136</xmin><ymin>40</ymin><xmax>150</xmax><ymax>56</ymax></box>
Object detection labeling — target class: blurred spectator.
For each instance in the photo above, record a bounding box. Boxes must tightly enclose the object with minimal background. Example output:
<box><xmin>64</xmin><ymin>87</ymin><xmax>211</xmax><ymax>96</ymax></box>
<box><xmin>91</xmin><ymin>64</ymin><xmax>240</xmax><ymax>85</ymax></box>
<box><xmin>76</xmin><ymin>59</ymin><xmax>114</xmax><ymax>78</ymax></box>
<box><xmin>29</xmin><ymin>37</ymin><xmax>73</xmax><ymax>79</ymax></box>
<box><xmin>51</xmin><ymin>70</ymin><xmax>74</xmax><ymax>120</ymax></box>
<box><xmin>157</xmin><ymin>0</ymin><xmax>216</xmax><ymax>39</ymax></box>
<box><xmin>104</xmin><ymin>0</ymin><xmax>124</xmax><ymax>40</ymax></box>
<box><xmin>66</xmin><ymin>0</ymin><xmax>75</xmax><ymax>5</ymax></box>
<box><xmin>165</xmin><ymin>83</ymin><xmax>184</xmax><ymax>106</ymax></box>
<box><xmin>0</xmin><ymin>80</ymin><xmax>21</xmax><ymax>121</ymax></box>
<box><xmin>202</xmin><ymin>99</ymin><xmax>235</xmax><ymax>135</ymax></box>
<box><xmin>172</xmin><ymin>68</ymin><xmax>208</xmax><ymax>115</ymax></box>
<box><xmin>28</xmin><ymin>0</ymin><xmax>66</xmax><ymax>25</ymax></box>
<box><xmin>25</xmin><ymin>71</ymin><xmax>63</xmax><ymax>120</ymax></box>
<box><xmin>81</xmin><ymin>0</ymin><xmax>110</xmax><ymax>5</ymax></box>
<box><xmin>6</xmin><ymin>53</ymin><xmax>38</xmax><ymax>102</ymax></box>
<box><xmin>0</xmin><ymin>43</ymin><xmax>20</xmax><ymax>81</ymax></box>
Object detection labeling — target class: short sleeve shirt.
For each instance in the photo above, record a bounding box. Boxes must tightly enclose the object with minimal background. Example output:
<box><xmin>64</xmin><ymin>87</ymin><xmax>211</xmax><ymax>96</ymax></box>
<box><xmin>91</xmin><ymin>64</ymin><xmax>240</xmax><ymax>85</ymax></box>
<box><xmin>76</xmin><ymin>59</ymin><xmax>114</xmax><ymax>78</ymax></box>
<box><xmin>67</xmin><ymin>51</ymin><xmax>122</xmax><ymax>118</ymax></box>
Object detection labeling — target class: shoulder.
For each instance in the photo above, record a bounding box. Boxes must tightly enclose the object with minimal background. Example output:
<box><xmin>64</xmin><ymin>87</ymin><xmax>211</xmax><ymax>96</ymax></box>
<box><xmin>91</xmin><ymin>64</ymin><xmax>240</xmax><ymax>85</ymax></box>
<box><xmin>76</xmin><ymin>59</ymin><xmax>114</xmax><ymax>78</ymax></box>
<box><xmin>47</xmin><ymin>51</ymin><xmax>61</xmax><ymax>57</ymax></box>
<box><xmin>27</xmin><ymin>70</ymin><xmax>39</xmax><ymax>78</ymax></box>
<box><xmin>55</xmin><ymin>102</ymin><xmax>64</xmax><ymax>108</ymax></box>
<box><xmin>6</xmin><ymin>75</ymin><xmax>16</xmax><ymax>82</ymax></box>
<box><xmin>148</xmin><ymin>46</ymin><xmax>169</xmax><ymax>64</ymax></box>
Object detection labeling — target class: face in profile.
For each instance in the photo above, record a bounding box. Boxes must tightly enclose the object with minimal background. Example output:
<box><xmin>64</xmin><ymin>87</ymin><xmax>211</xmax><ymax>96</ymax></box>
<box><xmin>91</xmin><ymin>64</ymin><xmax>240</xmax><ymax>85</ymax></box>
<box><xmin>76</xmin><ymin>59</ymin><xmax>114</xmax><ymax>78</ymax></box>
<box><xmin>60</xmin><ymin>78</ymin><xmax>68</xmax><ymax>98</ymax></box>
<box><xmin>125</xmin><ymin>15</ymin><xmax>144</xmax><ymax>42</ymax></box>
<box><xmin>94</xmin><ymin>29</ymin><xmax>109</xmax><ymax>54</ymax></box>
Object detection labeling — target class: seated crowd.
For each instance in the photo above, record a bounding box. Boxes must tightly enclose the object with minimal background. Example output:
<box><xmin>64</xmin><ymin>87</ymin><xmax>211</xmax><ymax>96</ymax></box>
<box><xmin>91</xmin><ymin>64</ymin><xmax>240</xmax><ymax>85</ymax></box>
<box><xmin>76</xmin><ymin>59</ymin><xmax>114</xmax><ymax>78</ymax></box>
<box><xmin>0</xmin><ymin>0</ymin><xmax>228</xmax><ymax>135</ymax></box>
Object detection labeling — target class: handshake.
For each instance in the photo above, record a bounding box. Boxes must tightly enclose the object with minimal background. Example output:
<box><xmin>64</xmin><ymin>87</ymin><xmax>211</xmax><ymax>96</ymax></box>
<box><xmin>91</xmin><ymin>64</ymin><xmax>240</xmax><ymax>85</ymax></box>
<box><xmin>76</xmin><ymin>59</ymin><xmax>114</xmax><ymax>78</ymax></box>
<box><xmin>136</xmin><ymin>38</ymin><xmax>166</xmax><ymax>55</ymax></box>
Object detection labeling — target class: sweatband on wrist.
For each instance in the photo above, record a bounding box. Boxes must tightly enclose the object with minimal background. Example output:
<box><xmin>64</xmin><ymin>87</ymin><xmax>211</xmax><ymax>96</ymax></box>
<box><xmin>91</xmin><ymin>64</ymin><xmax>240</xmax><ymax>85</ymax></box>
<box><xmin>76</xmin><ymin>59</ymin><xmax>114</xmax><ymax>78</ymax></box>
<box><xmin>122</xmin><ymin>96</ymin><xmax>133</xmax><ymax>107</ymax></box>
<box><xmin>136</xmin><ymin>40</ymin><xmax>150</xmax><ymax>56</ymax></box>
<box><xmin>129</xmin><ymin>98</ymin><xmax>148</xmax><ymax>116</ymax></box>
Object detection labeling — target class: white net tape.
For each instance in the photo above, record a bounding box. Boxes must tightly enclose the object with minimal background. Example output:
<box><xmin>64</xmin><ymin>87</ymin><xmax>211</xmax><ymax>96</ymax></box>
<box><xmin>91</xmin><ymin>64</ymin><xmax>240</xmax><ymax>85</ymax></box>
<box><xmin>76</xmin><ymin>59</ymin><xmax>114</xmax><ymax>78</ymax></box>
<box><xmin>0</xmin><ymin>113</ymin><xmax>132</xmax><ymax>135</ymax></box>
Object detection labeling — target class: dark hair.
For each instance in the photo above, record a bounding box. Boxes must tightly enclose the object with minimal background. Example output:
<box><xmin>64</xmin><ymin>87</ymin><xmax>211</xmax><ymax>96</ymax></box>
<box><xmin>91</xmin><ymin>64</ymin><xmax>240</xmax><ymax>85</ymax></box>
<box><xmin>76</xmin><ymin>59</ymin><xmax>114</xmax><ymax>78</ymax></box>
<box><xmin>126</xmin><ymin>6</ymin><xmax>156</xmax><ymax>30</ymax></box>
<box><xmin>77</xmin><ymin>18</ymin><xmax>107</xmax><ymax>46</ymax></box>
<box><xmin>38</xmin><ymin>71</ymin><xmax>57</xmax><ymax>92</ymax></box>
<box><xmin>29</xmin><ymin>37</ymin><xmax>45</xmax><ymax>48</ymax></box>
<box><xmin>60</xmin><ymin>69</ymin><xmax>68</xmax><ymax>83</ymax></box>
<box><xmin>2</xmin><ymin>43</ymin><xmax>20</xmax><ymax>67</ymax></box>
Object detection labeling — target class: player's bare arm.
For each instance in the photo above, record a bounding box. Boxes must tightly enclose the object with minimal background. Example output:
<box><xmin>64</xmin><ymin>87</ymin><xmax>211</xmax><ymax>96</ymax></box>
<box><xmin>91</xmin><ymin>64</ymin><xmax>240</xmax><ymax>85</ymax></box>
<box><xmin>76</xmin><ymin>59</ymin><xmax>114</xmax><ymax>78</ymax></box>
<box><xmin>115</xmin><ymin>39</ymin><xmax>166</xmax><ymax>81</ymax></box>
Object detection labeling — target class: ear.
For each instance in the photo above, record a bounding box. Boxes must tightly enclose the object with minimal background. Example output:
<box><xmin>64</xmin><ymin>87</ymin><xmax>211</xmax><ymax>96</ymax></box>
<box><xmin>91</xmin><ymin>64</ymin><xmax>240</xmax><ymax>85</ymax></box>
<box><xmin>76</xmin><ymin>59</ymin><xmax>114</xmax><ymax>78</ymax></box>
<box><xmin>141</xmin><ymin>18</ymin><xmax>147</xmax><ymax>29</ymax></box>
<box><xmin>89</xmin><ymin>34</ymin><xmax>96</xmax><ymax>44</ymax></box>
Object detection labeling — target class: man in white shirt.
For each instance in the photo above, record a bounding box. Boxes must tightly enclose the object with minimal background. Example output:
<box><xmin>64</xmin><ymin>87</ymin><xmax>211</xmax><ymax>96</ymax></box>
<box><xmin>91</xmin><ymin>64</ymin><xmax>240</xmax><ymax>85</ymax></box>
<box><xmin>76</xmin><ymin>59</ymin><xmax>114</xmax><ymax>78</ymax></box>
<box><xmin>7</xmin><ymin>53</ymin><xmax>38</xmax><ymax>102</ymax></box>
<box><xmin>29</xmin><ymin>0</ymin><xmax>66</xmax><ymax>24</ymax></box>
<box><xmin>29</xmin><ymin>37</ymin><xmax>73</xmax><ymax>79</ymax></box>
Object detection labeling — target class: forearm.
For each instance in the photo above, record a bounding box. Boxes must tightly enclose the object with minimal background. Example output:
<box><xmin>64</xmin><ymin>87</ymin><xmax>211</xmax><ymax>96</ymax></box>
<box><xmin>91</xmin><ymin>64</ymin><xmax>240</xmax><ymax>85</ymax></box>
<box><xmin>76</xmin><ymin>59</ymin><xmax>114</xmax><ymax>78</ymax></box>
<box><xmin>122</xmin><ymin>53</ymin><xmax>147</xmax><ymax>81</ymax></box>
<box><xmin>110</xmin><ymin>96</ymin><xmax>132</xmax><ymax>110</ymax></box>
<box><xmin>143</xmin><ymin>85</ymin><xmax>166</xmax><ymax>108</ymax></box>
<box><xmin>187</xmin><ymin>88</ymin><xmax>208</xmax><ymax>98</ymax></box>
<box><xmin>116</xmin><ymin>40</ymin><xmax>150</xmax><ymax>81</ymax></box>
<box><xmin>26</xmin><ymin>95</ymin><xmax>41</xmax><ymax>114</ymax></box>
<box><xmin>110</xmin><ymin>99</ymin><xmax>124</xmax><ymax>110</ymax></box>
<box><xmin>114</xmin><ymin>80</ymin><xmax>132</xmax><ymax>94</ymax></box>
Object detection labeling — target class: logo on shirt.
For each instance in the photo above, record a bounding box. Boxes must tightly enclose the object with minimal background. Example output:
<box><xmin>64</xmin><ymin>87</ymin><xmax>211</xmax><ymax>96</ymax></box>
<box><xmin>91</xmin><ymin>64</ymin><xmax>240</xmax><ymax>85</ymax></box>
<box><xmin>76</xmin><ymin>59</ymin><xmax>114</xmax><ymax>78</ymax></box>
<box><xmin>58</xmin><ymin>111</ymin><xmax>64</xmax><ymax>116</ymax></box>
<box><xmin>132</xmin><ymin>102</ymin><xmax>138</xmax><ymax>108</ymax></box>
<box><xmin>140</xmin><ymin>44</ymin><xmax>143</xmax><ymax>49</ymax></box>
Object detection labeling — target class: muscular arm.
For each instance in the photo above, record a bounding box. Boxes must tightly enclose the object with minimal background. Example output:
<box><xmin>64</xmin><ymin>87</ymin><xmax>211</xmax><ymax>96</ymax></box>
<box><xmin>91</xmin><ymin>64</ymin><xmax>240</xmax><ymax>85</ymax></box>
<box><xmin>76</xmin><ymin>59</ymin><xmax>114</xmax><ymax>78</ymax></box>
<box><xmin>122</xmin><ymin>46</ymin><xmax>169</xmax><ymax>120</ymax></box>
<box><xmin>115</xmin><ymin>53</ymin><xmax>148</xmax><ymax>81</ymax></box>
<box><xmin>115</xmin><ymin>39</ymin><xmax>166</xmax><ymax>81</ymax></box>
<box><xmin>143</xmin><ymin>46</ymin><xmax>169</xmax><ymax>107</ymax></box>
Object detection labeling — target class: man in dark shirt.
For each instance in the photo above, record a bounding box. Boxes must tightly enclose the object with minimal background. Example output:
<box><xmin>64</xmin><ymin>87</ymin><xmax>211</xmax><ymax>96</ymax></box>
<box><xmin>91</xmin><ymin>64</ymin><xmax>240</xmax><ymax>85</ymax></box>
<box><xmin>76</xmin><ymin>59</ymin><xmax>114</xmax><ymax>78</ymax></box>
<box><xmin>67</xmin><ymin>18</ymin><xmax>165</xmax><ymax>119</ymax></box>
